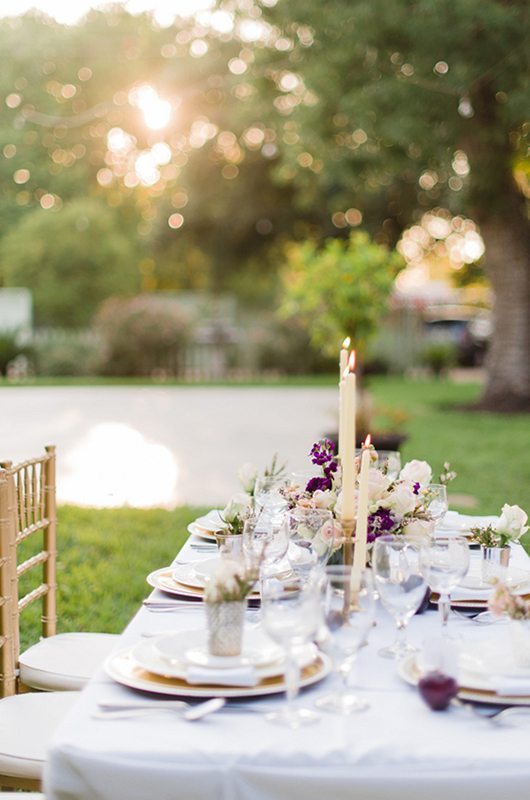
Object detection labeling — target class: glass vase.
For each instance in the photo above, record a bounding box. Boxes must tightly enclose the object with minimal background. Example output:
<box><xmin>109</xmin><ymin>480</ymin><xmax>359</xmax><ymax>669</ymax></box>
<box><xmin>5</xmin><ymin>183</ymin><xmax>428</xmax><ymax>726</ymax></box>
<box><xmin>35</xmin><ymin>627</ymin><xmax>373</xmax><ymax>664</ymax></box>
<box><xmin>481</xmin><ymin>545</ymin><xmax>510</xmax><ymax>583</ymax></box>
<box><xmin>206</xmin><ymin>600</ymin><xmax>246</xmax><ymax>656</ymax></box>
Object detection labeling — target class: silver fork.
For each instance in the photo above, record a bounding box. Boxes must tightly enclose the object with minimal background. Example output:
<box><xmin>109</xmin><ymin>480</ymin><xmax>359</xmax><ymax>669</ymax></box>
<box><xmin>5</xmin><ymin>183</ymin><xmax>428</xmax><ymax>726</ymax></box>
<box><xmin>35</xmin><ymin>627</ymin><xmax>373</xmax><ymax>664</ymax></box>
<box><xmin>93</xmin><ymin>698</ymin><xmax>226</xmax><ymax>722</ymax></box>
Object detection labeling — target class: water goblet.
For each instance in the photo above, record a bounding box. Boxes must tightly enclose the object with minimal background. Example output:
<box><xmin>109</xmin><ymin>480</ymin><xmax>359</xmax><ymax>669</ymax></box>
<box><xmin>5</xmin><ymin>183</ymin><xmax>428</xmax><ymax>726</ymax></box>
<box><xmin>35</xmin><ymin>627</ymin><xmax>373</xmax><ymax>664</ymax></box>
<box><xmin>283</xmin><ymin>508</ymin><xmax>339</xmax><ymax>581</ymax></box>
<box><xmin>372</xmin><ymin>535</ymin><xmax>428</xmax><ymax>659</ymax></box>
<box><xmin>423</xmin><ymin>484</ymin><xmax>449</xmax><ymax>530</ymax></box>
<box><xmin>419</xmin><ymin>535</ymin><xmax>470</xmax><ymax>633</ymax></box>
<box><xmin>253</xmin><ymin>475</ymin><xmax>288</xmax><ymax>518</ymax></box>
<box><xmin>242</xmin><ymin>515</ymin><xmax>289</xmax><ymax>578</ymax></box>
<box><xmin>260</xmin><ymin>578</ymin><xmax>322</xmax><ymax>728</ymax></box>
<box><xmin>316</xmin><ymin>566</ymin><xmax>375</xmax><ymax>714</ymax></box>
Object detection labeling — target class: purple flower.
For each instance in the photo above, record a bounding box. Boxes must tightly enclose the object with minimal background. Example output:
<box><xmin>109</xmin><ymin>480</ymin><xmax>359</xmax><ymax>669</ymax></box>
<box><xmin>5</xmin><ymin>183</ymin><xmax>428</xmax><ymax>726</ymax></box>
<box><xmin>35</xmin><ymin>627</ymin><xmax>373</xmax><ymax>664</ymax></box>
<box><xmin>310</xmin><ymin>439</ymin><xmax>336</xmax><ymax>467</ymax></box>
<box><xmin>413</xmin><ymin>482</ymin><xmax>421</xmax><ymax>495</ymax></box>
<box><xmin>367</xmin><ymin>508</ymin><xmax>397</xmax><ymax>542</ymax></box>
<box><xmin>306</xmin><ymin>476</ymin><xmax>332</xmax><ymax>493</ymax></box>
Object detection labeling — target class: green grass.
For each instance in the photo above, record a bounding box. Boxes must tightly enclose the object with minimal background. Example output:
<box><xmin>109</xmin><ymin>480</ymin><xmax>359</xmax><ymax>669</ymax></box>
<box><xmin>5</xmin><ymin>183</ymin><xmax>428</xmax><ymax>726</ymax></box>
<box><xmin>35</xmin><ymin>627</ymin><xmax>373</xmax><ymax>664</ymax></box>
<box><xmin>0</xmin><ymin>374</ymin><xmax>339</xmax><ymax>388</ymax></box>
<box><xmin>17</xmin><ymin>374</ymin><xmax>530</xmax><ymax>649</ymax></box>
<box><xmin>367</xmin><ymin>376</ymin><xmax>530</xmax><ymax>515</ymax></box>
<box><xmin>19</xmin><ymin>505</ymin><xmax>208</xmax><ymax>651</ymax></box>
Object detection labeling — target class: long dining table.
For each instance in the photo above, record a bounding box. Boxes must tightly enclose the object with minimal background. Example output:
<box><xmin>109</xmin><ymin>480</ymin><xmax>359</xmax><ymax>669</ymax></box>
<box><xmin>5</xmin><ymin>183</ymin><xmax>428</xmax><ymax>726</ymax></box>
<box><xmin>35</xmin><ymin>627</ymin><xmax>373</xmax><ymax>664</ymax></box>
<box><xmin>44</xmin><ymin>518</ymin><xmax>530</xmax><ymax>800</ymax></box>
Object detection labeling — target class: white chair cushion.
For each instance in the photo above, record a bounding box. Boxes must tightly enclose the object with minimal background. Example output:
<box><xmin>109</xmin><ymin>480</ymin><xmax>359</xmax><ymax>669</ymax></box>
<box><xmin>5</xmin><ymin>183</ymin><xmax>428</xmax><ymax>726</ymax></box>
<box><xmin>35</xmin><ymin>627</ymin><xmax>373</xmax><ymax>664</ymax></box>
<box><xmin>0</xmin><ymin>691</ymin><xmax>79</xmax><ymax>780</ymax></box>
<box><xmin>19</xmin><ymin>632</ymin><xmax>118</xmax><ymax>691</ymax></box>
<box><xmin>0</xmin><ymin>794</ymin><xmax>45</xmax><ymax>798</ymax></box>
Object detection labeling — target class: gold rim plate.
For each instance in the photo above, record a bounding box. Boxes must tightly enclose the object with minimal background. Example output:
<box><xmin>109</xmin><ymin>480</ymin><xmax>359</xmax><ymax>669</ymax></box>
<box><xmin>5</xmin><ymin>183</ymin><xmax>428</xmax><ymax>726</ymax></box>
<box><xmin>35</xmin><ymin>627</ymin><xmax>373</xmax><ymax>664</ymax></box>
<box><xmin>104</xmin><ymin>646</ymin><xmax>331</xmax><ymax>698</ymax></box>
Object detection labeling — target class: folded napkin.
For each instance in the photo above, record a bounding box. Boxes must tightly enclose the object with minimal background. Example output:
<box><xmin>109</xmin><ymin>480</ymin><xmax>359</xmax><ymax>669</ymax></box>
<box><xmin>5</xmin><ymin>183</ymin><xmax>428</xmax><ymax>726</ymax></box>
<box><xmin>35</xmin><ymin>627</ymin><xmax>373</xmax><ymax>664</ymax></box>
<box><xmin>438</xmin><ymin>512</ymin><xmax>498</xmax><ymax>533</ymax></box>
<box><xmin>185</xmin><ymin>665</ymin><xmax>258</xmax><ymax>687</ymax></box>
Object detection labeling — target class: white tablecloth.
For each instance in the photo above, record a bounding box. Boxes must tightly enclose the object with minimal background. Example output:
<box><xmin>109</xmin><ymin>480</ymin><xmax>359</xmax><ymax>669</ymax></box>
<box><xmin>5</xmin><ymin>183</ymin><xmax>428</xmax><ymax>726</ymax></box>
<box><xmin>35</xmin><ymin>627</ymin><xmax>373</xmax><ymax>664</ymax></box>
<box><xmin>44</xmin><ymin>527</ymin><xmax>530</xmax><ymax>800</ymax></box>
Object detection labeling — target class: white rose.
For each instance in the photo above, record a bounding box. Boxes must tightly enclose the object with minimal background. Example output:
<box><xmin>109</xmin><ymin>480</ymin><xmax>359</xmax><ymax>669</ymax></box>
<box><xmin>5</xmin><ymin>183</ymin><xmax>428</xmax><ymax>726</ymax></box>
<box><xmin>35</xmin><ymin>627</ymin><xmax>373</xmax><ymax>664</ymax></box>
<box><xmin>400</xmin><ymin>460</ymin><xmax>432</xmax><ymax>487</ymax></box>
<box><xmin>384</xmin><ymin>483</ymin><xmax>417</xmax><ymax>517</ymax></box>
<box><xmin>222</xmin><ymin>492</ymin><xmax>252</xmax><ymax>524</ymax></box>
<box><xmin>494</xmin><ymin>504</ymin><xmax>529</xmax><ymax>542</ymax></box>
<box><xmin>367</xmin><ymin>468</ymin><xmax>391</xmax><ymax>502</ymax></box>
<box><xmin>237</xmin><ymin>462</ymin><xmax>258</xmax><ymax>494</ymax></box>
<box><xmin>403</xmin><ymin>518</ymin><xmax>434</xmax><ymax>545</ymax></box>
<box><xmin>312</xmin><ymin>489</ymin><xmax>336</xmax><ymax>510</ymax></box>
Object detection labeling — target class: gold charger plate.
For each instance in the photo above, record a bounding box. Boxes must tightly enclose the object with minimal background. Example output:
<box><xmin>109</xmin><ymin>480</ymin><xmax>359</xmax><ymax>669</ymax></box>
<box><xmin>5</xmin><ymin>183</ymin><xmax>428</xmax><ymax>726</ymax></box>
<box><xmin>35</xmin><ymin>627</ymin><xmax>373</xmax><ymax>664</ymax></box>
<box><xmin>398</xmin><ymin>653</ymin><xmax>530</xmax><ymax>707</ymax></box>
<box><xmin>104</xmin><ymin>646</ymin><xmax>331</xmax><ymax>698</ymax></box>
<box><xmin>147</xmin><ymin>566</ymin><xmax>260</xmax><ymax>602</ymax></box>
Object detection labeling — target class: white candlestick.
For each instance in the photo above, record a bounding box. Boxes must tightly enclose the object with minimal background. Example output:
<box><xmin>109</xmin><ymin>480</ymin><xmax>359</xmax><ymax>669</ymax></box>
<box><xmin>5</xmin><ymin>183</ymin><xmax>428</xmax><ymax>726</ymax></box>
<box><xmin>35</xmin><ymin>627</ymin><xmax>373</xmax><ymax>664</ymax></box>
<box><xmin>340</xmin><ymin>352</ymin><xmax>356</xmax><ymax>522</ymax></box>
<box><xmin>338</xmin><ymin>338</ymin><xmax>350</xmax><ymax>460</ymax></box>
<box><xmin>353</xmin><ymin>435</ymin><xmax>371</xmax><ymax>576</ymax></box>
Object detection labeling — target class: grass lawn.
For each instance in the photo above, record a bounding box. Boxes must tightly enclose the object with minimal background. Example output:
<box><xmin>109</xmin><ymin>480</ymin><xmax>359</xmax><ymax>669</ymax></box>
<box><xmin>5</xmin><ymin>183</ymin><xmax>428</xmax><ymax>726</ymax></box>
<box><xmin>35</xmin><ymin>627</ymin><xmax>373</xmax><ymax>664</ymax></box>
<box><xmin>17</xmin><ymin>374</ymin><xmax>530</xmax><ymax>648</ymax></box>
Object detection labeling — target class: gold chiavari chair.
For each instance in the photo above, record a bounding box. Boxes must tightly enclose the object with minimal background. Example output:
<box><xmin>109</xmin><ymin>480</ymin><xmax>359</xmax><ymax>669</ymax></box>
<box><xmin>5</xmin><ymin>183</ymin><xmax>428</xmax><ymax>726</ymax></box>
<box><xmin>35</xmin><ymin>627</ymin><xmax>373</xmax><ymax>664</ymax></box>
<box><xmin>0</xmin><ymin>470</ymin><xmax>78</xmax><ymax>792</ymax></box>
<box><xmin>0</xmin><ymin>446</ymin><xmax>117</xmax><ymax>692</ymax></box>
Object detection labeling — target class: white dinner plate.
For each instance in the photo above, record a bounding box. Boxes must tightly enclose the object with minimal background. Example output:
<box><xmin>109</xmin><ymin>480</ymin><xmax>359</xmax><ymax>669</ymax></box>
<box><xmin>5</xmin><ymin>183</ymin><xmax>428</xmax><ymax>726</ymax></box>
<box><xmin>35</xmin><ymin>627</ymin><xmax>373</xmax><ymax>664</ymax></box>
<box><xmin>171</xmin><ymin>558</ymin><xmax>221</xmax><ymax>589</ymax></box>
<box><xmin>105</xmin><ymin>646</ymin><xmax>331</xmax><ymax>698</ymax></box>
<box><xmin>187</xmin><ymin>523</ymin><xmax>217</xmax><ymax>542</ymax></box>
<box><xmin>146</xmin><ymin>566</ymin><xmax>205</xmax><ymax>600</ymax></box>
<box><xmin>153</xmin><ymin>627</ymin><xmax>284</xmax><ymax>670</ymax></box>
<box><xmin>194</xmin><ymin>510</ymin><xmax>227</xmax><ymax>532</ymax></box>
<box><xmin>147</xmin><ymin>566</ymin><xmax>260</xmax><ymax>602</ymax></box>
<box><xmin>398</xmin><ymin>652</ymin><xmax>530</xmax><ymax>706</ymax></box>
<box><xmin>459</xmin><ymin>563</ymin><xmax>530</xmax><ymax>593</ymax></box>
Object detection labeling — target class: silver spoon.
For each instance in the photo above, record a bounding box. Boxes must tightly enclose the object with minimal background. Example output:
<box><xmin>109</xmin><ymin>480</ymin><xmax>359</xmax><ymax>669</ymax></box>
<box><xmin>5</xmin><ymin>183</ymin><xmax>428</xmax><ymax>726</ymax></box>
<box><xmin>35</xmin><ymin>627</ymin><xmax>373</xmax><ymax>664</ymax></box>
<box><xmin>93</xmin><ymin>697</ymin><xmax>226</xmax><ymax>722</ymax></box>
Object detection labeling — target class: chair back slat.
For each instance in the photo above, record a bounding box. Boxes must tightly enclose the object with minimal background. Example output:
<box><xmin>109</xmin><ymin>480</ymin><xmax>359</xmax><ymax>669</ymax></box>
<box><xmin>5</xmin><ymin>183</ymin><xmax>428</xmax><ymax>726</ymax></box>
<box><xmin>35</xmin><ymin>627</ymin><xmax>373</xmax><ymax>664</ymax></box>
<box><xmin>0</xmin><ymin>446</ymin><xmax>58</xmax><ymax>672</ymax></box>
<box><xmin>0</xmin><ymin>472</ymin><xmax>16</xmax><ymax>697</ymax></box>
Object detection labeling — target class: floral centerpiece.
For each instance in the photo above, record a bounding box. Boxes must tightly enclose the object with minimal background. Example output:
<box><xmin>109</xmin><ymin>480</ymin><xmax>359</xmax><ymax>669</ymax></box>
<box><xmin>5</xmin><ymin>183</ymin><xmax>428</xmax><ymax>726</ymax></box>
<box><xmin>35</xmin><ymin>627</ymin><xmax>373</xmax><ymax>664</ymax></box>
<box><xmin>471</xmin><ymin>504</ymin><xmax>528</xmax><ymax>549</ymax></box>
<box><xmin>221</xmin><ymin>492</ymin><xmax>253</xmax><ymax>536</ymax></box>
<box><xmin>280</xmin><ymin>438</ymin><xmax>449</xmax><ymax>546</ymax></box>
<box><xmin>204</xmin><ymin>558</ymin><xmax>257</xmax><ymax>656</ymax></box>
<box><xmin>489</xmin><ymin>580</ymin><xmax>530</xmax><ymax>667</ymax></box>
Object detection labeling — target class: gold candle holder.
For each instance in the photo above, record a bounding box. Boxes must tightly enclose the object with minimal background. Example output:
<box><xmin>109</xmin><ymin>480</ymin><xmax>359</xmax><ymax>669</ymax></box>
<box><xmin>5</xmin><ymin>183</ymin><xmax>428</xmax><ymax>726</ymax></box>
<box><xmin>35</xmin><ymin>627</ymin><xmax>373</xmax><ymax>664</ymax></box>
<box><xmin>340</xmin><ymin>517</ymin><xmax>356</xmax><ymax>567</ymax></box>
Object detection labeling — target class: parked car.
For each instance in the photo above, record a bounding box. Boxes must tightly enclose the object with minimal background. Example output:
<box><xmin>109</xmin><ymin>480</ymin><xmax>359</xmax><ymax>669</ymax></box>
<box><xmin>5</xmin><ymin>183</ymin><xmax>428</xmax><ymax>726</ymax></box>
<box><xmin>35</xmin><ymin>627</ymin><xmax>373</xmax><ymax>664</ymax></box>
<box><xmin>423</xmin><ymin>307</ymin><xmax>491</xmax><ymax>367</ymax></box>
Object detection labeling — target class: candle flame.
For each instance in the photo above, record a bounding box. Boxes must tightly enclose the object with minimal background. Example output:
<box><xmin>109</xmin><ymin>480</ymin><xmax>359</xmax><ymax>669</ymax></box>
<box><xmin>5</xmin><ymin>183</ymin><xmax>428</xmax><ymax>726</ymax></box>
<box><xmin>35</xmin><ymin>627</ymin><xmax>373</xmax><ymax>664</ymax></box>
<box><xmin>364</xmin><ymin>434</ymin><xmax>371</xmax><ymax>448</ymax></box>
<box><xmin>342</xmin><ymin>336</ymin><xmax>351</xmax><ymax>349</ymax></box>
<box><xmin>348</xmin><ymin>351</ymin><xmax>356</xmax><ymax>372</ymax></box>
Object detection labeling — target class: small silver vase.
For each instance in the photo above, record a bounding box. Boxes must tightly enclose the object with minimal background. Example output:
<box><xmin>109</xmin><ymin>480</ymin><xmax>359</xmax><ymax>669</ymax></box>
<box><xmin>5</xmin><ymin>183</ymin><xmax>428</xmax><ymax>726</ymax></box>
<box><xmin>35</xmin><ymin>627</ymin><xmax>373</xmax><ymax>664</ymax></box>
<box><xmin>206</xmin><ymin>601</ymin><xmax>246</xmax><ymax>656</ymax></box>
<box><xmin>481</xmin><ymin>545</ymin><xmax>510</xmax><ymax>583</ymax></box>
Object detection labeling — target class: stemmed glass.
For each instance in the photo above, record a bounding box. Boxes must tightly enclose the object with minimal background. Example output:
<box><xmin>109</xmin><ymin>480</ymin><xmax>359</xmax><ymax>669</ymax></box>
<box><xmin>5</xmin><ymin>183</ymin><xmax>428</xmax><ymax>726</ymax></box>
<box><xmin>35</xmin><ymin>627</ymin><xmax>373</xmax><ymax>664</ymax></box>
<box><xmin>242</xmin><ymin>515</ymin><xmax>289</xmax><ymax>578</ymax></box>
<box><xmin>316</xmin><ymin>566</ymin><xmax>375</xmax><ymax>714</ymax></box>
<box><xmin>283</xmin><ymin>508</ymin><xmax>339</xmax><ymax>581</ymax></box>
<box><xmin>260</xmin><ymin>577</ymin><xmax>322</xmax><ymax>728</ymax></box>
<box><xmin>423</xmin><ymin>484</ymin><xmax>449</xmax><ymax>530</ymax></box>
<box><xmin>253</xmin><ymin>475</ymin><xmax>288</xmax><ymax>519</ymax></box>
<box><xmin>372</xmin><ymin>535</ymin><xmax>428</xmax><ymax>659</ymax></box>
<box><xmin>419</xmin><ymin>536</ymin><xmax>470</xmax><ymax>632</ymax></box>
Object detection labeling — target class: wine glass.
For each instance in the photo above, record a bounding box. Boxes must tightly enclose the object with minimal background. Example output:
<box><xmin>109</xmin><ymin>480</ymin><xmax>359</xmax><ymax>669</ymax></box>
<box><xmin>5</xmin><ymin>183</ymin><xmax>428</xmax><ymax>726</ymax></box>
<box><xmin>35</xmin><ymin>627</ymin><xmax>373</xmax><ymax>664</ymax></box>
<box><xmin>260</xmin><ymin>577</ymin><xmax>322</xmax><ymax>728</ymax></box>
<box><xmin>419</xmin><ymin>536</ymin><xmax>470</xmax><ymax>632</ymax></box>
<box><xmin>283</xmin><ymin>508</ymin><xmax>339</xmax><ymax>581</ymax></box>
<box><xmin>253</xmin><ymin>475</ymin><xmax>288</xmax><ymax>518</ymax></box>
<box><xmin>372</xmin><ymin>535</ymin><xmax>428</xmax><ymax>659</ymax></box>
<box><xmin>423</xmin><ymin>484</ymin><xmax>449</xmax><ymax>530</ymax></box>
<box><xmin>316</xmin><ymin>566</ymin><xmax>375</xmax><ymax>714</ymax></box>
<box><xmin>242</xmin><ymin>515</ymin><xmax>289</xmax><ymax>578</ymax></box>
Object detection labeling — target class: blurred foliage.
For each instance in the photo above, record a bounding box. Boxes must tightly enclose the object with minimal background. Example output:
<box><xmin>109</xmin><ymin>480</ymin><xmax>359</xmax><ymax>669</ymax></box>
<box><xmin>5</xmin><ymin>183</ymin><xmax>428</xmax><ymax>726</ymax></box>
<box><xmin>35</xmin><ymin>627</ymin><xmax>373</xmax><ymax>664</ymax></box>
<box><xmin>421</xmin><ymin>342</ymin><xmax>458</xmax><ymax>377</ymax></box>
<box><xmin>0</xmin><ymin>3</ymin><xmax>527</xmax><ymax>395</ymax></box>
<box><xmin>94</xmin><ymin>294</ymin><xmax>190</xmax><ymax>376</ymax></box>
<box><xmin>279</xmin><ymin>232</ymin><xmax>404</xmax><ymax>357</ymax></box>
<box><xmin>0</xmin><ymin>331</ymin><xmax>30</xmax><ymax>374</ymax></box>
<box><xmin>0</xmin><ymin>197</ymin><xmax>139</xmax><ymax>326</ymax></box>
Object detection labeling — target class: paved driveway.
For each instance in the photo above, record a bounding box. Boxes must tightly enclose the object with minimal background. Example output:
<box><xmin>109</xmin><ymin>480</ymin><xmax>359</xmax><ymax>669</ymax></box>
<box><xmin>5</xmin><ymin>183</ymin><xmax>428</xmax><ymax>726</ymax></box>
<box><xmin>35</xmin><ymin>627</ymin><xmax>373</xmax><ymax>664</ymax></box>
<box><xmin>0</xmin><ymin>386</ymin><xmax>338</xmax><ymax>508</ymax></box>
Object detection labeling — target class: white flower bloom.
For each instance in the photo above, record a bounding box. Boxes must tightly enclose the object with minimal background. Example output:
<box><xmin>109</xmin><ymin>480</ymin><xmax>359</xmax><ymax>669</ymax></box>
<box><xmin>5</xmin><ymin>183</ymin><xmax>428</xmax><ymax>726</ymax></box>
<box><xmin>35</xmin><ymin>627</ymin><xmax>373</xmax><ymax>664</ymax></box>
<box><xmin>312</xmin><ymin>489</ymin><xmax>336</xmax><ymax>510</ymax></box>
<box><xmin>222</xmin><ymin>492</ymin><xmax>252</xmax><ymax>524</ymax></box>
<box><xmin>384</xmin><ymin>483</ymin><xmax>418</xmax><ymax>517</ymax></box>
<box><xmin>400</xmin><ymin>460</ymin><xmax>432</xmax><ymax>487</ymax></box>
<box><xmin>403</xmin><ymin>518</ymin><xmax>434</xmax><ymax>545</ymax></box>
<box><xmin>204</xmin><ymin>558</ymin><xmax>245</xmax><ymax>602</ymax></box>
<box><xmin>237</xmin><ymin>462</ymin><xmax>258</xmax><ymax>494</ymax></box>
<box><xmin>494</xmin><ymin>504</ymin><xmax>529</xmax><ymax>542</ymax></box>
<box><xmin>367</xmin><ymin>468</ymin><xmax>391</xmax><ymax>502</ymax></box>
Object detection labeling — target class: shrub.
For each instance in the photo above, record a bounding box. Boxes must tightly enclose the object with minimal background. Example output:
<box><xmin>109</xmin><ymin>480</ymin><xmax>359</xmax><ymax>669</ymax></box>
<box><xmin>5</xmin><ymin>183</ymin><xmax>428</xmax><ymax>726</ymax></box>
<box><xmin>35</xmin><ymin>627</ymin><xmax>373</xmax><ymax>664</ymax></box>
<box><xmin>94</xmin><ymin>295</ymin><xmax>190</xmax><ymax>377</ymax></box>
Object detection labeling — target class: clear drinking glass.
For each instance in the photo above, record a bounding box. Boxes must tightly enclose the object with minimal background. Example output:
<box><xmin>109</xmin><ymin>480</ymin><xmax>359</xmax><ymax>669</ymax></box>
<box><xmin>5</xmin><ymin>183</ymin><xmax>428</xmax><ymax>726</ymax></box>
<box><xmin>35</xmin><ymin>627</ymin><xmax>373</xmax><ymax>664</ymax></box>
<box><xmin>316</xmin><ymin>566</ymin><xmax>375</xmax><ymax>714</ymax></box>
<box><xmin>260</xmin><ymin>578</ymin><xmax>322</xmax><ymax>728</ymax></box>
<box><xmin>242</xmin><ymin>515</ymin><xmax>289</xmax><ymax>577</ymax></box>
<box><xmin>376</xmin><ymin>450</ymin><xmax>401</xmax><ymax>480</ymax></box>
<box><xmin>253</xmin><ymin>475</ymin><xmax>288</xmax><ymax>517</ymax></box>
<box><xmin>283</xmin><ymin>508</ymin><xmax>338</xmax><ymax>580</ymax></box>
<box><xmin>419</xmin><ymin>536</ymin><xmax>470</xmax><ymax>632</ymax></box>
<box><xmin>372</xmin><ymin>535</ymin><xmax>427</xmax><ymax>659</ymax></box>
<box><xmin>423</xmin><ymin>484</ymin><xmax>449</xmax><ymax>529</ymax></box>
